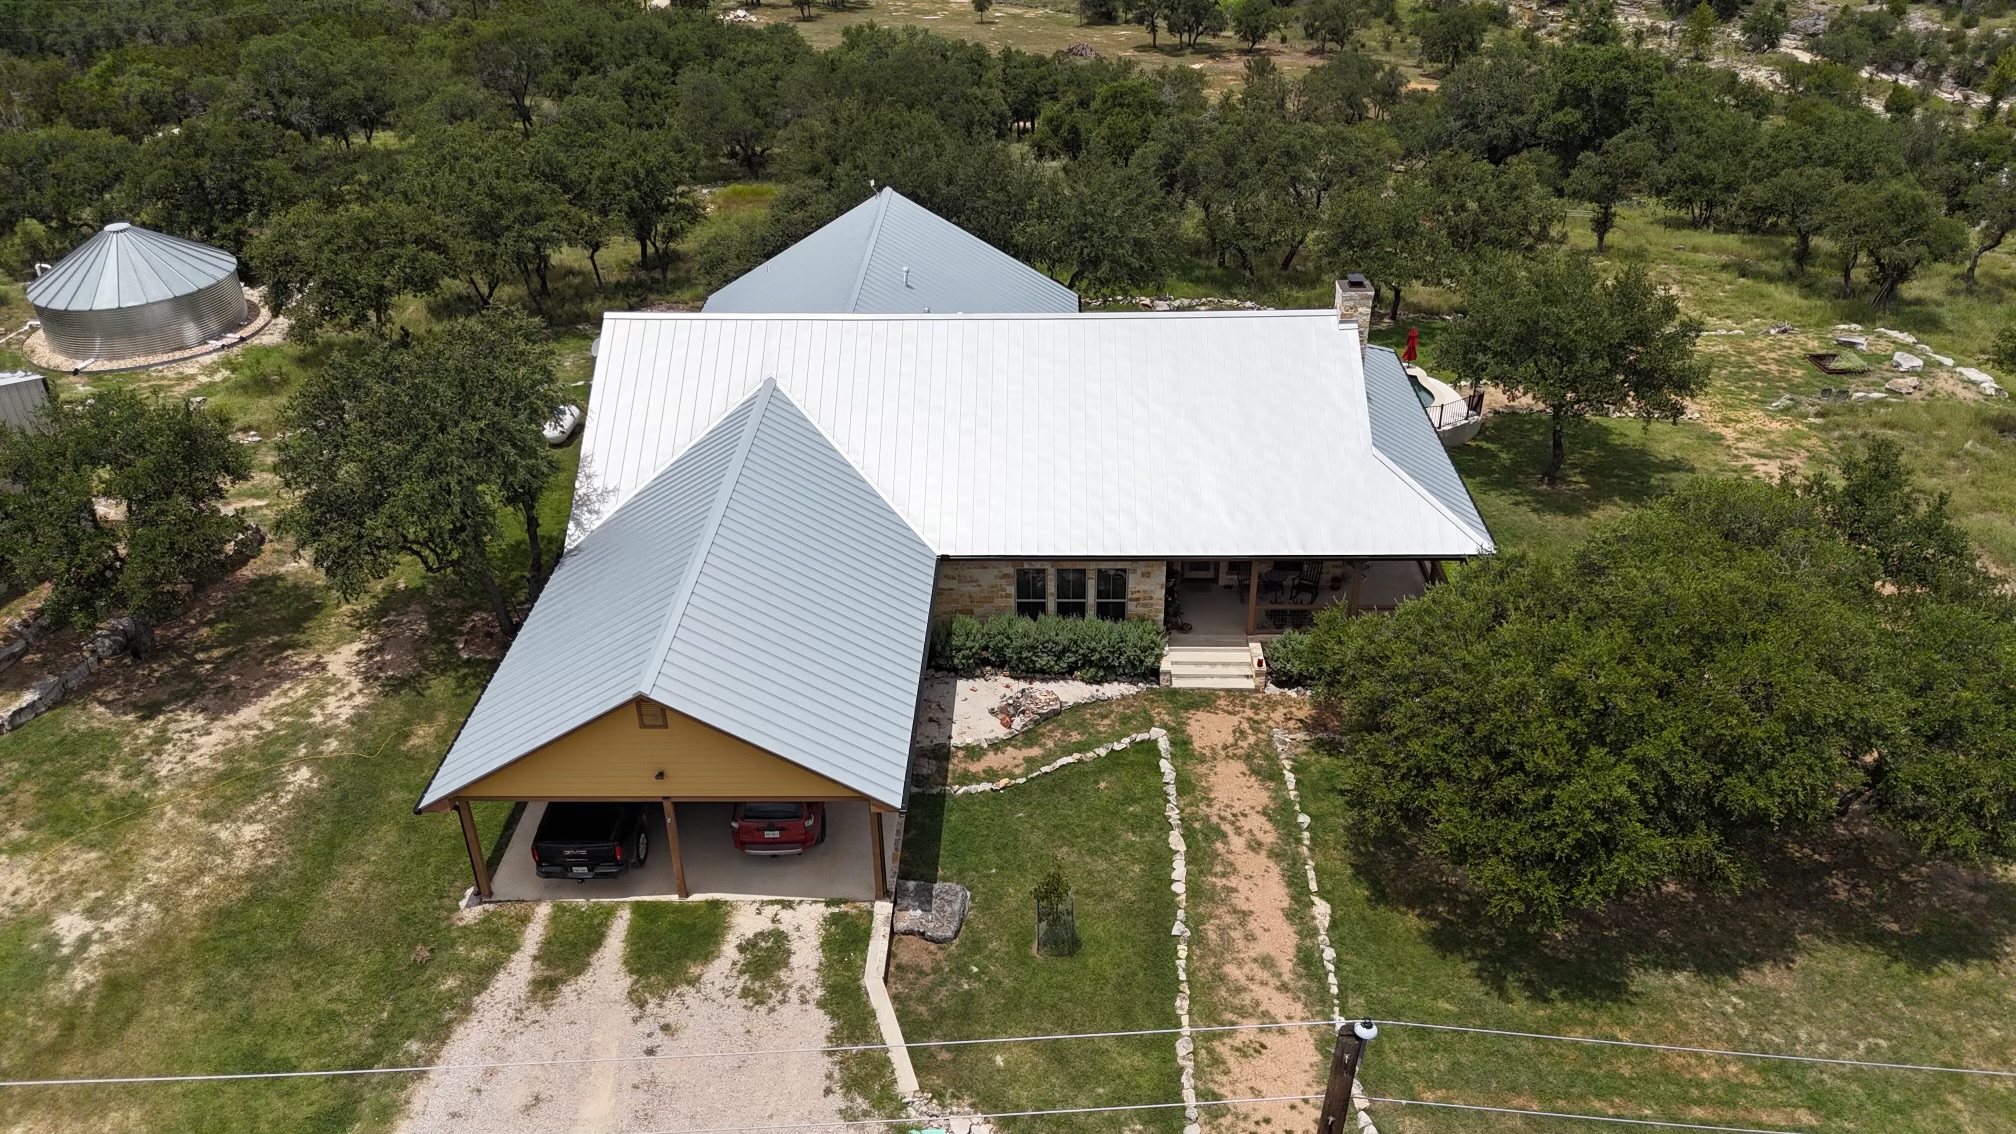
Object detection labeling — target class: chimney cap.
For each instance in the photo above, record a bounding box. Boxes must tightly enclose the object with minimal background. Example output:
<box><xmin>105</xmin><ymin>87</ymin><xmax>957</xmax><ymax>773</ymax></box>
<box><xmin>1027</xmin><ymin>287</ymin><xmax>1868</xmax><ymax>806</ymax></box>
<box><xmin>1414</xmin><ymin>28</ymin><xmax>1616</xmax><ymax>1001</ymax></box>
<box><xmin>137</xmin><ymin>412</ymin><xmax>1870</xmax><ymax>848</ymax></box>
<box><xmin>1344</xmin><ymin>272</ymin><xmax>1370</xmax><ymax>289</ymax></box>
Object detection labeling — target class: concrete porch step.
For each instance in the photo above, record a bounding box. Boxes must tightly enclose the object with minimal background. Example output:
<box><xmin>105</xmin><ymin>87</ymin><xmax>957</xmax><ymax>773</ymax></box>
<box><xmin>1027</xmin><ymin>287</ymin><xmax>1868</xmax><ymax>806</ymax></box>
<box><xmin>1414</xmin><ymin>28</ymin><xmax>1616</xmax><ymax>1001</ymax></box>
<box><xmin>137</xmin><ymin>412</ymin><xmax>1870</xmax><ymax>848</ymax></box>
<box><xmin>1169</xmin><ymin>672</ymin><xmax>1258</xmax><ymax>690</ymax></box>
<box><xmin>1162</xmin><ymin>645</ymin><xmax>1259</xmax><ymax>691</ymax></box>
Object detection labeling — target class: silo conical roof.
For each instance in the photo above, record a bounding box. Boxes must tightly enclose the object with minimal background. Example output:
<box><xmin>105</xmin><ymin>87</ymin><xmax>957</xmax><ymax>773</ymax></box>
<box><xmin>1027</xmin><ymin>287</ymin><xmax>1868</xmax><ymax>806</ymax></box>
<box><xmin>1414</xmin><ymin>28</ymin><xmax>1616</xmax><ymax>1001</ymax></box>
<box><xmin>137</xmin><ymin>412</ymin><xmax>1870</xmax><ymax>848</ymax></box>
<box><xmin>26</xmin><ymin>222</ymin><xmax>239</xmax><ymax>313</ymax></box>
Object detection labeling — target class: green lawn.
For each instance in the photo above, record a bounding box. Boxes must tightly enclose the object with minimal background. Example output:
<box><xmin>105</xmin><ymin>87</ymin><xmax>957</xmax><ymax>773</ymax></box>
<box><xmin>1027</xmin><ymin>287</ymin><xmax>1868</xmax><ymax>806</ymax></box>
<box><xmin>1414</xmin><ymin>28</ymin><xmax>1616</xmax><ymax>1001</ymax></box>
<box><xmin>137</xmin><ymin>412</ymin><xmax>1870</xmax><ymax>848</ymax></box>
<box><xmin>0</xmin><ymin>578</ymin><xmax>533</xmax><ymax>1134</ymax></box>
<box><xmin>529</xmin><ymin>903</ymin><xmax>619</xmax><ymax>1003</ymax></box>
<box><xmin>900</xmin><ymin>693</ymin><xmax>2016</xmax><ymax>1134</ymax></box>
<box><xmin>818</xmin><ymin>904</ymin><xmax>905</xmax><ymax>1119</ymax></box>
<box><xmin>623</xmin><ymin>901</ymin><xmax>732</xmax><ymax>1004</ymax></box>
<box><xmin>1291</xmin><ymin>739</ymin><xmax>2016</xmax><ymax>1134</ymax></box>
<box><xmin>894</xmin><ymin>731</ymin><xmax>1184</xmax><ymax>1134</ymax></box>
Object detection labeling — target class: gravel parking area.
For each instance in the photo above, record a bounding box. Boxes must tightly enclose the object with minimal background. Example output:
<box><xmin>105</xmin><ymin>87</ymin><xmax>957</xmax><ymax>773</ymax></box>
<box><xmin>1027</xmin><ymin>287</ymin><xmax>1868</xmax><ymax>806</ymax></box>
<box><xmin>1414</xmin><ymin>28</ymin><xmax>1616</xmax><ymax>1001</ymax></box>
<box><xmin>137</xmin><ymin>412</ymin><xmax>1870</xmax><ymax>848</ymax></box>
<box><xmin>396</xmin><ymin>902</ymin><xmax>849</xmax><ymax>1134</ymax></box>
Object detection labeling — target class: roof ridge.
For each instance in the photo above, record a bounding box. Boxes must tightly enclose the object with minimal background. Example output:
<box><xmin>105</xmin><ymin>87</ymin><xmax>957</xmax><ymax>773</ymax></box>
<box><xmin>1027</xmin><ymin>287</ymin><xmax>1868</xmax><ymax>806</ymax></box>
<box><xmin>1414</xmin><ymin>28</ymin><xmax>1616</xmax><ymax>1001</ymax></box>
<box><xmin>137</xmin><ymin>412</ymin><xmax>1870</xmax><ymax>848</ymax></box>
<box><xmin>633</xmin><ymin>378</ymin><xmax>778</xmax><ymax>697</ymax></box>
<box><xmin>768</xmin><ymin>379</ymin><xmax>938</xmax><ymax>555</ymax></box>
<box><xmin>846</xmin><ymin>188</ymin><xmax>895</xmax><ymax>313</ymax></box>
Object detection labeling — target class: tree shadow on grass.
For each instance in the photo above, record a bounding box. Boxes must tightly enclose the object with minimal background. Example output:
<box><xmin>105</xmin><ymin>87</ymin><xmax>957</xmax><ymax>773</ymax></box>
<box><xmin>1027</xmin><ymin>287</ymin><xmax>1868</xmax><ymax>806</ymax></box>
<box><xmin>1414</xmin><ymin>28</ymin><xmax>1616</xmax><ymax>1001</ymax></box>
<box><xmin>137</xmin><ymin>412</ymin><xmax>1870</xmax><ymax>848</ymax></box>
<box><xmin>1451</xmin><ymin>413</ymin><xmax>1709</xmax><ymax>521</ymax></box>
<box><xmin>1346</xmin><ymin>820</ymin><xmax>2016</xmax><ymax>1003</ymax></box>
<box><xmin>345</xmin><ymin>580</ymin><xmax>505</xmax><ymax>702</ymax></box>
<box><xmin>108</xmin><ymin>572</ymin><xmax>328</xmax><ymax>722</ymax></box>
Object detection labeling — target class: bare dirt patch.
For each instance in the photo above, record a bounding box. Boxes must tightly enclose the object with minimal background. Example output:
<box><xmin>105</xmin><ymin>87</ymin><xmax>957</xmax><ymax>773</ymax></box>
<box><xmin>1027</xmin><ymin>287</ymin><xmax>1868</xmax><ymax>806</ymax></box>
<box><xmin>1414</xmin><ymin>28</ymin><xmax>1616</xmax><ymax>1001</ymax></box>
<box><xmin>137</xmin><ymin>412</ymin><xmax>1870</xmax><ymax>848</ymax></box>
<box><xmin>1184</xmin><ymin>708</ymin><xmax>1323</xmax><ymax>1134</ymax></box>
<box><xmin>396</xmin><ymin>902</ymin><xmax>846</xmax><ymax>1134</ymax></box>
<box><xmin>918</xmin><ymin>672</ymin><xmax>1146</xmax><ymax>752</ymax></box>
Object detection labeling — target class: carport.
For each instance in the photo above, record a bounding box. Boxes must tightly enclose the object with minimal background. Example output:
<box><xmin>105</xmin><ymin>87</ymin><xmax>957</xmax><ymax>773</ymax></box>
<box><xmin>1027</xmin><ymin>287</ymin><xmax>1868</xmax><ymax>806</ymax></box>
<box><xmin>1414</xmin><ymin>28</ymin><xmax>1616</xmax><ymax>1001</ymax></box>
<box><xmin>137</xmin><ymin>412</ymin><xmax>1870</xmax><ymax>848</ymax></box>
<box><xmin>479</xmin><ymin>800</ymin><xmax>897</xmax><ymax>902</ymax></box>
<box><xmin>415</xmin><ymin>382</ymin><xmax>937</xmax><ymax>903</ymax></box>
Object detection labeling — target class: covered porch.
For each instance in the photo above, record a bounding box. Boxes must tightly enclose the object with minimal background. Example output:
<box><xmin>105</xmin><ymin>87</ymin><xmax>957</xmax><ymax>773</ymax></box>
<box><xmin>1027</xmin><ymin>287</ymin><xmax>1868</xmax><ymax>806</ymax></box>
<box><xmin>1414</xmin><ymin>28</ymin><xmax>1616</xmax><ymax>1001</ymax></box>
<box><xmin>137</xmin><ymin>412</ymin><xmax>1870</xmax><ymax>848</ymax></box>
<box><xmin>1165</xmin><ymin>559</ymin><xmax>1442</xmax><ymax>645</ymax></box>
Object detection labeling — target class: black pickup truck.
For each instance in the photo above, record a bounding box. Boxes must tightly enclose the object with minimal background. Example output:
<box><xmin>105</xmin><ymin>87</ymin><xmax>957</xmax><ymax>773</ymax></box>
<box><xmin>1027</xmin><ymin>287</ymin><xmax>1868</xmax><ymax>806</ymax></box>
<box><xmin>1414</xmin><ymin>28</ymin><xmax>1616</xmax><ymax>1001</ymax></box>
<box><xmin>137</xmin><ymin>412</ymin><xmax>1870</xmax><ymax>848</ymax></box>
<box><xmin>529</xmin><ymin>803</ymin><xmax>653</xmax><ymax>880</ymax></box>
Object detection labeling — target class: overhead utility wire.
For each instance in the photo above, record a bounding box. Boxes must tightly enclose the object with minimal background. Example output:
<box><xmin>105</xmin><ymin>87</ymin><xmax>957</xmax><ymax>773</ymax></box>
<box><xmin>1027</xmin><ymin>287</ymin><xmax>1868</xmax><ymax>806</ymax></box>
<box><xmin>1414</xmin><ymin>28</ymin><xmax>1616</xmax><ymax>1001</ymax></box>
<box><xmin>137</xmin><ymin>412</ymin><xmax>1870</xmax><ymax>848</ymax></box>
<box><xmin>1360</xmin><ymin>1095</ymin><xmax>1808</xmax><ymax>1134</ymax></box>
<box><xmin>0</xmin><ymin>1019</ymin><xmax>1338</xmax><ymax>1089</ymax></box>
<box><xmin>621</xmin><ymin>1094</ymin><xmax>1809</xmax><ymax>1134</ymax></box>
<box><xmin>1372</xmin><ymin>1018</ymin><xmax>2016</xmax><ymax>1080</ymax></box>
<box><xmin>5</xmin><ymin>1013</ymin><xmax>2012</xmax><ymax>1090</ymax></box>
<box><xmin>624</xmin><ymin>1093</ymin><xmax>1329</xmax><ymax>1134</ymax></box>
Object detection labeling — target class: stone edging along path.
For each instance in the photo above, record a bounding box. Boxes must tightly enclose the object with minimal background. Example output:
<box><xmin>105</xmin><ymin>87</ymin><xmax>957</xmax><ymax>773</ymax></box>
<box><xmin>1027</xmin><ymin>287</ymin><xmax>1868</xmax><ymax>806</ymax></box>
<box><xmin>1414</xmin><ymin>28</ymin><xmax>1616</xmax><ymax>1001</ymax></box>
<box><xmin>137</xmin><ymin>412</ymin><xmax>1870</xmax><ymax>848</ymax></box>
<box><xmin>915</xmin><ymin>729</ymin><xmax>1163</xmax><ymax>795</ymax></box>
<box><xmin>1273</xmin><ymin>728</ymin><xmax>1380</xmax><ymax>1134</ymax></box>
<box><xmin>914</xmin><ymin>723</ymin><xmax>1379</xmax><ymax>1134</ymax></box>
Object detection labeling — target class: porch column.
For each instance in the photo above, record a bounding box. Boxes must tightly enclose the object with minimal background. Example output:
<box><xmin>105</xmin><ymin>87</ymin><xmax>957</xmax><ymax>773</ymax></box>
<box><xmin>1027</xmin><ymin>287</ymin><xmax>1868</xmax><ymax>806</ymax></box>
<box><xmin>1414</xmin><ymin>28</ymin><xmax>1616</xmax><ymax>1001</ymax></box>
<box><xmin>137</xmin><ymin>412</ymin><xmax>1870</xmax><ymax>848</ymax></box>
<box><xmin>454</xmin><ymin>798</ymin><xmax>491</xmax><ymax>901</ymax></box>
<box><xmin>1345</xmin><ymin>561</ymin><xmax>1365</xmax><ymax>616</ymax></box>
<box><xmin>1245</xmin><ymin>560</ymin><xmax>1263</xmax><ymax>637</ymax></box>
<box><xmin>869</xmin><ymin>808</ymin><xmax>888</xmax><ymax>899</ymax></box>
<box><xmin>661</xmin><ymin>798</ymin><xmax>689</xmax><ymax>899</ymax></box>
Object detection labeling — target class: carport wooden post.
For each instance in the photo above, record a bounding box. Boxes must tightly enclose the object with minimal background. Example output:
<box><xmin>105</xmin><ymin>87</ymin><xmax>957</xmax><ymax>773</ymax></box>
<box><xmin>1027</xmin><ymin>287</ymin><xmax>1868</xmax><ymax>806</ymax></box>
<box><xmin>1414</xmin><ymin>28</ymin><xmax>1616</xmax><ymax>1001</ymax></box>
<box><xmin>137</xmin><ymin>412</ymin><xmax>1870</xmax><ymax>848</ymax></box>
<box><xmin>661</xmin><ymin>798</ymin><xmax>689</xmax><ymax>899</ymax></box>
<box><xmin>870</xmin><ymin>809</ymin><xmax>888</xmax><ymax>899</ymax></box>
<box><xmin>454</xmin><ymin>798</ymin><xmax>491</xmax><ymax>901</ymax></box>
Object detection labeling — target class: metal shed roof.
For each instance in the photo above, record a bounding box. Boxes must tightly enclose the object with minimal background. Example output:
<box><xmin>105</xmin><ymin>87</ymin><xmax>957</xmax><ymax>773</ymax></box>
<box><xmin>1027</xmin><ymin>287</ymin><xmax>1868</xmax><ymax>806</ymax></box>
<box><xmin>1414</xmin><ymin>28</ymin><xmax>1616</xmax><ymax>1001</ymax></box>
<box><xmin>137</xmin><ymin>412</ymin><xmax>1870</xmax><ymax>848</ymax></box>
<box><xmin>701</xmin><ymin>188</ymin><xmax>1079</xmax><ymax>315</ymax></box>
<box><xmin>26</xmin><ymin>222</ymin><xmax>239</xmax><ymax>313</ymax></box>
<box><xmin>575</xmin><ymin>311</ymin><xmax>1495</xmax><ymax>559</ymax></box>
<box><xmin>0</xmin><ymin>371</ymin><xmax>49</xmax><ymax>432</ymax></box>
<box><xmin>1362</xmin><ymin>345</ymin><xmax>1493</xmax><ymax>552</ymax></box>
<box><xmin>418</xmin><ymin>380</ymin><xmax>937</xmax><ymax>811</ymax></box>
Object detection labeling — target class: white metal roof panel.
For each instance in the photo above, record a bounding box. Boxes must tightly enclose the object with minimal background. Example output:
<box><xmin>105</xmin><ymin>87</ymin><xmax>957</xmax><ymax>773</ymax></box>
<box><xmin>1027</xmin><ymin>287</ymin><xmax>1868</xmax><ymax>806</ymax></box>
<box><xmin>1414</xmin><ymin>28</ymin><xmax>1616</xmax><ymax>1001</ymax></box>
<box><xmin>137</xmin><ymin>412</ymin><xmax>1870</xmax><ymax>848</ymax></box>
<box><xmin>26</xmin><ymin>222</ymin><xmax>238</xmax><ymax>312</ymax></box>
<box><xmin>575</xmin><ymin>311</ymin><xmax>1494</xmax><ymax>560</ymax></box>
<box><xmin>1363</xmin><ymin>345</ymin><xmax>1493</xmax><ymax>552</ymax></box>
<box><xmin>418</xmin><ymin>381</ymin><xmax>933</xmax><ymax>811</ymax></box>
<box><xmin>701</xmin><ymin>188</ymin><xmax>1078</xmax><ymax>315</ymax></box>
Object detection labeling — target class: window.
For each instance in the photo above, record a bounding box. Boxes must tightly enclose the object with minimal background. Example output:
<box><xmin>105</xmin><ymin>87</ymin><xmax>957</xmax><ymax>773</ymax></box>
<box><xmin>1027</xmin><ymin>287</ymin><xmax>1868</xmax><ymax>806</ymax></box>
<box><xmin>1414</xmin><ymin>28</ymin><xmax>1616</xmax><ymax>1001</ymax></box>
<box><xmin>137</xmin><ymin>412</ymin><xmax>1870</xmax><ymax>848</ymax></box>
<box><xmin>1055</xmin><ymin>568</ymin><xmax>1087</xmax><ymax>618</ymax></box>
<box><xmin>636</xmin><ymin>700</ymin><xmax>668</xmax><ymax>729</ymax></box>
<box><xmin>1096</xmin><ymin>568</ymin><xmax>1129</xmax><ymax>621</ymax></box>
<box><xmin>1015</xmin><ymin>568</ymin><xmax>1048</xmax><ymax>618</ymax></box>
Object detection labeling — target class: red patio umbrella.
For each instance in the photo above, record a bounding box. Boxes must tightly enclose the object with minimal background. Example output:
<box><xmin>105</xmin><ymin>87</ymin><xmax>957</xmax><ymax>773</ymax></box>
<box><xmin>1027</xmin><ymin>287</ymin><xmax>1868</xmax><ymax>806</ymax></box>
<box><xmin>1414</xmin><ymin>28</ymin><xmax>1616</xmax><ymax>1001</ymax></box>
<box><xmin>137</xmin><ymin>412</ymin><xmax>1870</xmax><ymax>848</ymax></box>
<box><xmin>1402</xmin><ymin>326</ymin><xmax>1419</xmax><ymax>362</ymax></box>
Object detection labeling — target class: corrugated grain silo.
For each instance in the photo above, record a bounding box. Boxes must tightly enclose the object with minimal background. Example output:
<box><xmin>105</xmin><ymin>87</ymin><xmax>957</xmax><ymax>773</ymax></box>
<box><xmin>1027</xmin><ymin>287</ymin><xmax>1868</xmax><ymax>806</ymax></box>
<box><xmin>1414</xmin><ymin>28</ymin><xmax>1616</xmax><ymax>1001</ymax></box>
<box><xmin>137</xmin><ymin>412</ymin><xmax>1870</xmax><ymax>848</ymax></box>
<box><xmin>26</xmin><ymin>222</ymin><xmax>248</xmax><ymax>361</ymax></box>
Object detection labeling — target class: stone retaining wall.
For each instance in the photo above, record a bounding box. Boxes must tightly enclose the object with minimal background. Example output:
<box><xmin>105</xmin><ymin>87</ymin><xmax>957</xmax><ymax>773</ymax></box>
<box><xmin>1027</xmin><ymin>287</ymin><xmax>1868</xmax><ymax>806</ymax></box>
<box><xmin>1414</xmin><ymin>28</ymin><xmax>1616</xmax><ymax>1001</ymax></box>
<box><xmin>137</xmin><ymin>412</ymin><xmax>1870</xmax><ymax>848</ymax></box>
<box><xmin>1</xmin><ymin>616</ymin><xmax>151</xmax><ymax>734</ymax></box>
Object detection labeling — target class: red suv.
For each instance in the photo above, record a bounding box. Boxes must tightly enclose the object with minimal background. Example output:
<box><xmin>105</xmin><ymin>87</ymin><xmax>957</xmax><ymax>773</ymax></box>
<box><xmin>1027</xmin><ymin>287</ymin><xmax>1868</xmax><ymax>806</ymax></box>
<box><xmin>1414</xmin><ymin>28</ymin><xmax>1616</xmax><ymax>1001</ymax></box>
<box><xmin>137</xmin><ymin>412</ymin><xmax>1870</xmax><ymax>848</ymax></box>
<box><xmin>731</xmin><ymin>802</ymin><xmax>826</xmax><ymax>855</ymax></box>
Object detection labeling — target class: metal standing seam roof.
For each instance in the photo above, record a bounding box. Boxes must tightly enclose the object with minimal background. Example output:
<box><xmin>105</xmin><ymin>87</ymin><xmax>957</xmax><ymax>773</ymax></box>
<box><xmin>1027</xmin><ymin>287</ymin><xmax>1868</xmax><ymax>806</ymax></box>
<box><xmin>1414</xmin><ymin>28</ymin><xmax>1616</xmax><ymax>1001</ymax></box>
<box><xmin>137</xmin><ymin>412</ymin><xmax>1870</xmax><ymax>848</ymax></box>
<box><xmin>1362</xmin><ymin>345</ymin><xmax>1494</xmax><ymax>553</ymax></box>
<box><xmin>573</xmin><ymin>311</ymin><xmax>1496</xmax><ymax>560</ymax></box>
<box><xmin>417</xmin><ymin>380</ymin><xmax>938</xmax><ymax>812</ymax></box>
<box><xmin>0</xmin><ymin>371</ymin><xmax>49</xmax><ymax>432</ymax></box>
<box><xmin>701</xmin><ymin>188</ymin><xmax>1080</xmax><ymax>315</ymax></box>
<box><xmin>25</xmin><ymin>222</ymin><xmax>239</xmax><ymax>313</ymax></box>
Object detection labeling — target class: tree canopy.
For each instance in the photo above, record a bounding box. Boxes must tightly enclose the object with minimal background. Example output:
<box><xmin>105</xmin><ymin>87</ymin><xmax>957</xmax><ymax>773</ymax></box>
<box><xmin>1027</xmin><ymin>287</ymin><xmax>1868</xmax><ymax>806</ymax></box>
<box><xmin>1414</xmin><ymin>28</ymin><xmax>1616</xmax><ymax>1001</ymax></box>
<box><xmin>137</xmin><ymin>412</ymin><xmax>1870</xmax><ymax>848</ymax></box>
<box><xmin>1300</xmin><ymin>453</ymin><xmax>2016</xmax><ymax>927</ymax></box>
<box><xmin>1439</xmin><ymin>251</ymin><xmax>1707</xmax><ymax>485</ymax></box>
<box><xmin>275</xmin><ymin>310</ymin><xmax>562</xmax><ymax>638</ymax></box>
<box><xmin>0</xmin><ymin>389</ymin><xmax>252</xmax><ymax>631</ymax></box>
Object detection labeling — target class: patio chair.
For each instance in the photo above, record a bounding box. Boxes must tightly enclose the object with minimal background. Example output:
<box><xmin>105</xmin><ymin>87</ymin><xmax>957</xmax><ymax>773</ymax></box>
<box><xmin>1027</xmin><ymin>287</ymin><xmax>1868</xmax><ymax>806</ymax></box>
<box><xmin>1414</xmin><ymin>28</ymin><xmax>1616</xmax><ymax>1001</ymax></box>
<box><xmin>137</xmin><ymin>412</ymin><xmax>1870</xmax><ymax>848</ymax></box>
<box><xmin>1289</xmin><ymin>575</ymin><xmax>1318</xmax><ymax>605</ymax></box>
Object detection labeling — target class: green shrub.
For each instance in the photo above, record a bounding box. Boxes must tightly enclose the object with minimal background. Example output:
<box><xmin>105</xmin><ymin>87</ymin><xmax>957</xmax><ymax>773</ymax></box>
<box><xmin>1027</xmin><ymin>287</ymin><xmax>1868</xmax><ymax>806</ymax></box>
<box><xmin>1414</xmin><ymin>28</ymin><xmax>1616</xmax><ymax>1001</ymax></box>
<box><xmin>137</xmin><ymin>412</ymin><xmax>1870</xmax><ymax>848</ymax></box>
<box><xmin>927</xmin><ymin>613</ymin><xmax>1164</xmax><ymax>681</ymax></box>
<box><xmin>1263</xmin><ymin>629</ymin><xmax>1315</xmax><ymax>687</ymax></box>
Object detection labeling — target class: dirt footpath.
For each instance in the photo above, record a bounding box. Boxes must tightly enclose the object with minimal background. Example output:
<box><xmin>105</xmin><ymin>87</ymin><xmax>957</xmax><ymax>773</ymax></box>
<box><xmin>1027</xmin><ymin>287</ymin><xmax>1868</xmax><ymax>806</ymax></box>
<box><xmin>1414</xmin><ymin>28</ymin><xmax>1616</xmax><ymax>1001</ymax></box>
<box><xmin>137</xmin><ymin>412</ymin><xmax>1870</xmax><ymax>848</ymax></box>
<box><xmin>1184</xmin><ymin>707</ymin><xmax>1325</xmax><ymax>1134</ymax></box>
<box><xmin>395</xmin><ymin>902</ymin><xmax>847</xmax><ymax>1134</ymax></box>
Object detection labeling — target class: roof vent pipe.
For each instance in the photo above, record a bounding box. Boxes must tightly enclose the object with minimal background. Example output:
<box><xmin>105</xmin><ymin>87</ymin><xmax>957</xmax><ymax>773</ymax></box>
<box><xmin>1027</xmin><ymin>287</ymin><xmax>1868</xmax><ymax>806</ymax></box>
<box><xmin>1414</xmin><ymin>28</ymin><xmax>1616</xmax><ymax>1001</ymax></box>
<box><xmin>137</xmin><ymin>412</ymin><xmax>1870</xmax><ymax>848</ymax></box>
<box><xmin>1335</xmin><ymin>275</ymin><xmax>1373</xmax><ymax>366</ymax></box>
<box><xmin>902</xmin><ymin>266</ymin><xmax>911</xmax><ymax>288</ymax></box>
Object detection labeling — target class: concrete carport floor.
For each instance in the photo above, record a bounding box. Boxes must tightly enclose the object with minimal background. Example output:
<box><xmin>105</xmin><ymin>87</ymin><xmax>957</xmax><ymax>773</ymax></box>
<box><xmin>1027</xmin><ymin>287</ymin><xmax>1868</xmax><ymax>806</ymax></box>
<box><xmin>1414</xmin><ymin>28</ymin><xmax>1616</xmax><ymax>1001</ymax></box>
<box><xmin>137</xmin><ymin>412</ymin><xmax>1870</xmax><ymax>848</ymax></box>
<box><xmin>488</xmin><ymin>801</ymin><xmax>894</xmax><ymax>902</ymax></box>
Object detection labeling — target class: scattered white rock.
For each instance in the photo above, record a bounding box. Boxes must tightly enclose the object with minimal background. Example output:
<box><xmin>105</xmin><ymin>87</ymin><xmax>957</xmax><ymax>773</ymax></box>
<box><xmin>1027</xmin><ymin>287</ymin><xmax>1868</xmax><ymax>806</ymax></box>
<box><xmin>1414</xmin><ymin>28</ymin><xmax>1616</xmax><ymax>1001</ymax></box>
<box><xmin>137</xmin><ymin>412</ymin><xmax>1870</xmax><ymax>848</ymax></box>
<box><xmin>1892</xmin><ymin>351</ymin><xmax>1925</xmax><ymax>372</ymax></box>
<box><xmin>1885</xmin><ymin>377</ymin><xmax>1920</xmax><ymax>395</ymax></box>
<box><xmin>915</xmin><ymin>672</ymin><xmax>1145</xmax><ymax>749</ymax></box>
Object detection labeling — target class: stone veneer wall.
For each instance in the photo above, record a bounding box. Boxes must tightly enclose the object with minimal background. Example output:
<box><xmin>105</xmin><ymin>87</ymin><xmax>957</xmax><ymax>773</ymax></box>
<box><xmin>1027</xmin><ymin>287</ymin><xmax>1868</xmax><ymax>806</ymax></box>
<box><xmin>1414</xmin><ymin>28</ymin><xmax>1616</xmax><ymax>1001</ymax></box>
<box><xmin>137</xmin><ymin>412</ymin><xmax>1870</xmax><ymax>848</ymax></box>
<box><xmin>932</xmin><ymin>560</ymin><xmax>1165</xmax><ymax>625</ymax></box>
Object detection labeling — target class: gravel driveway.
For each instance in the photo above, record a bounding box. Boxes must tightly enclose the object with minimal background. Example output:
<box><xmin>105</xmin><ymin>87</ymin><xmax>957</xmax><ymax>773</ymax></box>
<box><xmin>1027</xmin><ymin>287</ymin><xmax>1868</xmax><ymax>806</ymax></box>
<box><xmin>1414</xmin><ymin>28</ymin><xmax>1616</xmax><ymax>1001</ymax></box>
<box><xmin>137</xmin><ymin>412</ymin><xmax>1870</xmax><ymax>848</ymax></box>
<box><xmin>395</xmin><ymin>902</ymin><xmax>850</xmax><ymax>1134</ymax></box>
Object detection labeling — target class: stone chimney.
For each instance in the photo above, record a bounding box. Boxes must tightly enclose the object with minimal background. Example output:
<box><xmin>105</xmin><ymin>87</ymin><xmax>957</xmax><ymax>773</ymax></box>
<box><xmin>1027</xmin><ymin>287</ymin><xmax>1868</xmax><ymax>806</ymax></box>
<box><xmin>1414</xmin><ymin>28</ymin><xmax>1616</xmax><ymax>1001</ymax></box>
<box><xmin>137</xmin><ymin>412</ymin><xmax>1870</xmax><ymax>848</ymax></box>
<box><xmin>1335</xmin><ymin>274</ymin><xmax>1372</xmax><ymax>363</ymax></box>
